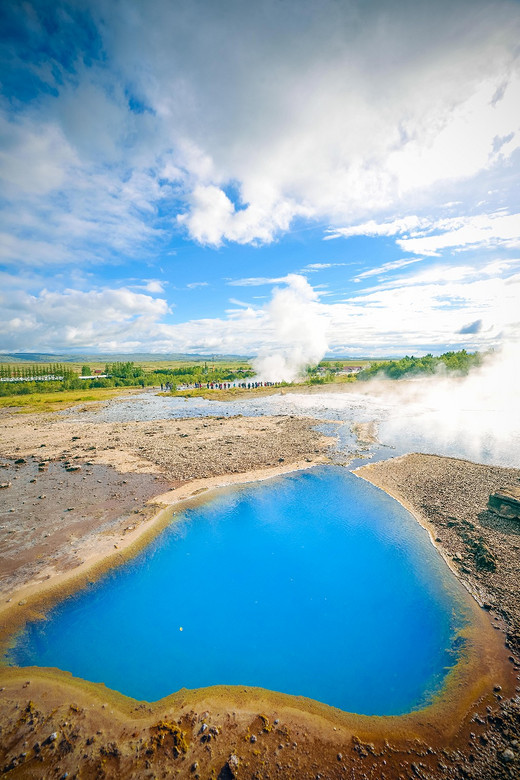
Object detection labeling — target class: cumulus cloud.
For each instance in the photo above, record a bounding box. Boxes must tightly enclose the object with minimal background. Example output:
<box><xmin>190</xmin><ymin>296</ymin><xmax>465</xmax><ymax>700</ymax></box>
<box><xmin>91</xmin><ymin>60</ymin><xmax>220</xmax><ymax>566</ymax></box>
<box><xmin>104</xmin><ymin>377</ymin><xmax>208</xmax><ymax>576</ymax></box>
<box><xmin>0</xmin><ymin>287</ymin><xmax>169</xmax><ymax>352</ymax></box>
<box><xmin>0</xmin><ymin>262</ymin><xmax>517</xmax><ymax>359</ymax></box>
<box><xmin>0</xmin><ymin>276</ymin><xmax>328</xmax><ymax>370</ymax></box>
<box><xmin>2</xmin><ymin>0</ymin><xmax>520</xmax><ymax>361</ymax></box>
<box><xmin>1</xmin><ymin>0</ymin><xmax>520</xmax><ymax>262</ymax></box>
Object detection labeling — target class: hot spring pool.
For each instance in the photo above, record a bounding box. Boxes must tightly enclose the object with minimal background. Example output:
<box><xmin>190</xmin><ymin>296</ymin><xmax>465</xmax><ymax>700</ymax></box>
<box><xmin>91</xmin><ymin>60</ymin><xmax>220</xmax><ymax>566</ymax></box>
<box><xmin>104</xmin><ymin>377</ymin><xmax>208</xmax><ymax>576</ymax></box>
<box><xmin>10</xmin><ymin>466</ymin><xmax>472</xmax><ymax>715</ymax></box>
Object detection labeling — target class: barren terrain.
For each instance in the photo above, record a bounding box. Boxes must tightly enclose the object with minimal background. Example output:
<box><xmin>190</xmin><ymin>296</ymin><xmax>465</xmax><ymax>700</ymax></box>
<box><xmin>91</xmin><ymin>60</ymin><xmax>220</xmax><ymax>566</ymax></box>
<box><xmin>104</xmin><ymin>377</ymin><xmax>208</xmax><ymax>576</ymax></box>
<box><xmin>0</xmin><ymin>402</ymin><xmax>519</xmax><ymax>779</ymax></box>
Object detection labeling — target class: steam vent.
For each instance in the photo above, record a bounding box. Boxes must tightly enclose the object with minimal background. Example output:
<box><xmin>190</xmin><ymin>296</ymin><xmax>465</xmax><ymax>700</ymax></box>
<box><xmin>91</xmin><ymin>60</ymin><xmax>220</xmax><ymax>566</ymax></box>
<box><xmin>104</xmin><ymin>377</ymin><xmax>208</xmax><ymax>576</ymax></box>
<box><xmin>488</xmin><ymin>486</ymin><xmax>520</xmax><ymax>519</ymax></box>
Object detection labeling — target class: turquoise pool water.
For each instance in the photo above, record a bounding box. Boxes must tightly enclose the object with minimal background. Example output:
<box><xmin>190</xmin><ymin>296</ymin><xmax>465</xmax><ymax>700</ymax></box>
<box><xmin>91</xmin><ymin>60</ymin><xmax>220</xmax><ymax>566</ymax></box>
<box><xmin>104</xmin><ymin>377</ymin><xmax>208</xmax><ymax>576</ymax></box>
<box><xmin>11</xmin><ymin>467</ymin><xmax>471</xmax><ymax>715</ymax></box>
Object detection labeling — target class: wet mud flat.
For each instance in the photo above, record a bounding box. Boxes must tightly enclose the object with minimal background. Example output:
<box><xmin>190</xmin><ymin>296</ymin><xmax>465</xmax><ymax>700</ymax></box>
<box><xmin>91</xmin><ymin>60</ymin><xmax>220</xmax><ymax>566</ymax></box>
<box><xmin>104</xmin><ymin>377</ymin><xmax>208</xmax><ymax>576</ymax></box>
<box><xmin>0</xmin><ymin>402</ymin><xmax>518</xmax><ymax>779</ymax></box>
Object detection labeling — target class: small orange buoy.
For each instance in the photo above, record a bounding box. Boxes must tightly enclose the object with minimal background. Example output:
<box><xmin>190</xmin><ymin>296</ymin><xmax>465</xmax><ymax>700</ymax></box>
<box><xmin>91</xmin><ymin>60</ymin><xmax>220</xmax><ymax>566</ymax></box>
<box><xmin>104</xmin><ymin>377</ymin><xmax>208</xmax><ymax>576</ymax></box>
<box><xmin>179</xmin><ymin>627</ymin><xmax>183</xmax><ymax>631</ymax></box>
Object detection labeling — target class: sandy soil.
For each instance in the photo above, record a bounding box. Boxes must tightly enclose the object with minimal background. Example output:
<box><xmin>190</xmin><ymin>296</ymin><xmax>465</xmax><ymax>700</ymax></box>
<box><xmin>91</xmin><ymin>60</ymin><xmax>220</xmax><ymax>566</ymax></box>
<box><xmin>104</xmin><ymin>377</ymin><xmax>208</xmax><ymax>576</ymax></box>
<box><xmin>0</xmin><ymin>403</ymin><xmax>519</xmax><ymax>779</ymax></box>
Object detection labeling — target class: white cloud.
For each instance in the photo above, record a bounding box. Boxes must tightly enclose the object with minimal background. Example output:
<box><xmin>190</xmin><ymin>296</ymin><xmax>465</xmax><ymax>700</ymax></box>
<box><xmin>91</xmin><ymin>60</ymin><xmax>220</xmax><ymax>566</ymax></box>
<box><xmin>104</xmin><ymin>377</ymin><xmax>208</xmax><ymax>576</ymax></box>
<box><xmin>385</xmin><ymin>73</ymin><xmax>520</xmax><ymax>192</ymax></box>
<box><xmin>328</xmin><ymin>211</ymin><xmax>520</xmax><ymax>257</ymax></box>
<box><xmin>2</xmin><ymin>265</ymin><xmax>517</xmax><ymax>358</ymax></box>
<box><xmin>228</xmin><ymin>298</ymin><xmax>251</xmax><ymax>308</ymax></box>
<box><xmin>186</xmin><ymin>281</ymin><xmax>209</xmax><ymax>289</ymax></box>
<box><xmin>397</xmin><ymin>212</ymin><xmax>520</xmax><ymax>255</ymax></box>
<box><xmin>227</xmin><ymin>276</ymin><xmax>287</xmax><ymax>287</ymax></box>
<box><xmin>177</xmin><ymin>185</ymin><xmax>235</xmax><ymax>246</ymax></box>
<box><xmin>0</xmin><ymin>287</ymin><xmax>169</xmax><ymax>352</ymax></box>
<box><xmin>325</xmin><ymin>216</ymin><xmax>429</xmax><ymax>241</ymax></box>
<box><xmin>2</xmin><ymin>0</ymin><xmax>520</xmax><ymax>259</ymax></box>
<box><xmin>302</xmin><ymin>262</ymin><xmax>348</xmax><ymax>272</ymax></box>
<box><xmin>143</xmin><ymin>280</ymin><xmax>166</xmax><ymax>293</ymax></box>
<box><xmin>353</xmin><ymin>258</ymin><xmax>424</xmax><ymax>281</ymax></box>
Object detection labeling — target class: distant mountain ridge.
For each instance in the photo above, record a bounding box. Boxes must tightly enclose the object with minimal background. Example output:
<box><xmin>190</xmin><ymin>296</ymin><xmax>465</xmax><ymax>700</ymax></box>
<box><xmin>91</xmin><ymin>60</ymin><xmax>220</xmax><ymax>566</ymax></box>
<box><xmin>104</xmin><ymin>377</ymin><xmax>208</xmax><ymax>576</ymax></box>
<box><xmin>0</xmin><ymin>352</ymin><xmax>253</xmax><ymax>363</ymax></box>
<box><xmin>0</xmin><ymin>352</ymin><xmax>390</xmax><ymax>363</ymax></box>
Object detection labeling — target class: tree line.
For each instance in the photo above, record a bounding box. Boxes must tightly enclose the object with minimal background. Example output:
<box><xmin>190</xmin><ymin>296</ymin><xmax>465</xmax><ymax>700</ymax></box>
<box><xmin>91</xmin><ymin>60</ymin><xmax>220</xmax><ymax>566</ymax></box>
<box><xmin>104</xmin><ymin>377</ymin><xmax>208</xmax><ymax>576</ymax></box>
<box><xmin>357</xmin><ymin>350</ymin><xmax>483</xmax><ymax>381</ymax></box>
<box><xmin>0</xmin><ymin>361</ymin><xmax>255</xmax><ymax>397</ymax></box>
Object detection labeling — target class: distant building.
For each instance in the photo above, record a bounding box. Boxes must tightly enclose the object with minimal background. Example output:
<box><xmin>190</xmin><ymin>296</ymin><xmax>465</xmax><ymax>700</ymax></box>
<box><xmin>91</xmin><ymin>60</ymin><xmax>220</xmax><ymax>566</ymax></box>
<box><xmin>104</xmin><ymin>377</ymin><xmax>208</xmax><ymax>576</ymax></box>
<box><xmin>0</xmin><ymin>375</ymin><xmax>64</xmax><ymax>382</ymax></box>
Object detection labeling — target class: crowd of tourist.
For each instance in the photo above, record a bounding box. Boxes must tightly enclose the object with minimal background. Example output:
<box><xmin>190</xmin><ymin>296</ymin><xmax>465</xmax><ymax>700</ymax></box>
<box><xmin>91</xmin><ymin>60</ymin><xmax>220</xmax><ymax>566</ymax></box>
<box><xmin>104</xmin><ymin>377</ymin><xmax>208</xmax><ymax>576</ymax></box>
<box><xmin>160</xmin><ymin>380</ymin><xmax>282</xmax><ymax>392</ymax></box>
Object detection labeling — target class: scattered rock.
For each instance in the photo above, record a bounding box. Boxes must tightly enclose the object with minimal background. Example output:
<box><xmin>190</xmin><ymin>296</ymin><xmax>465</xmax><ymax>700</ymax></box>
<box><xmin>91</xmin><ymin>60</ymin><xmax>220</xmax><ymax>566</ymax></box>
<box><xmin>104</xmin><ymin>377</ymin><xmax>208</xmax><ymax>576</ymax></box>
<box><xmin>0</xmin><ymin>481</ymin><xmax>11</xmax><ymax>489</ymax></box>
<box><xmin>488</xmin><ymin>487</ymin><xmax>520</xmax><ymax>519</ymax></box>
<box><xmin>500</xmin><ymin>748</ymin><xmax>515</xmax><ymax>762</ymax></box>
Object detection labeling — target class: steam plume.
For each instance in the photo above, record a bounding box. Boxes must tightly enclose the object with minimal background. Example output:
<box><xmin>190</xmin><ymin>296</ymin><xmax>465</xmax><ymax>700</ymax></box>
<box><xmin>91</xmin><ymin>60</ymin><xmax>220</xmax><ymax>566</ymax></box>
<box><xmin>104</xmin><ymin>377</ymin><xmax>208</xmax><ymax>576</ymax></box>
<box><xmin>252</xmin><ymin>275</ymin><xmax>328</xmax><ymax>382</ymax></box>
<box><xmin>363</xmin><ymin>338</ymin><xmax>520</xmax><ymax>465</ymax></box>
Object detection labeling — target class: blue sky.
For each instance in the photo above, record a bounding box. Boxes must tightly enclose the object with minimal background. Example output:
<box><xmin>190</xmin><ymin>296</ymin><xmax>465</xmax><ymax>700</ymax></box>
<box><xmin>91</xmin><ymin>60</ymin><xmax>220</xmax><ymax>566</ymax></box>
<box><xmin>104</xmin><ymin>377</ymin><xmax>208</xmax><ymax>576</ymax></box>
<box><xmin>1</xmin><ymin>0</ymin><xmax>519</xmax><ymax>358</ymax></box>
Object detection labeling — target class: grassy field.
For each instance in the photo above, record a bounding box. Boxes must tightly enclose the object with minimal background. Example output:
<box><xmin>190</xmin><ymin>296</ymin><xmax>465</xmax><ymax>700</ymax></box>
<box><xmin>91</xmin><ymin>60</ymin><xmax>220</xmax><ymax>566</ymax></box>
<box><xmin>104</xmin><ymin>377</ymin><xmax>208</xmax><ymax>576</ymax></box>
<box><xmin>0</xmin><ymin>387</ymin><xmax>141</xmax><ymax>414</ymax></box>
<box><xmin>0</xmin><ymin>356</ymin><xmax>369</xmax><ymax>411</ymax></box>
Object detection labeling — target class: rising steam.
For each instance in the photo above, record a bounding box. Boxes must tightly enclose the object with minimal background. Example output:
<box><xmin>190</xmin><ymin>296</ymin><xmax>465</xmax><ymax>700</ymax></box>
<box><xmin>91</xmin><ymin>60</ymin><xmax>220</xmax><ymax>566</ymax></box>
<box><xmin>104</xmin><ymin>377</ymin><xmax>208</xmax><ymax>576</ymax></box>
<box><xmin>252</xmin><ymin>275</ymin><xmax>329</xmax><ymax>382</ymax></box>
<box><xmin>320</xmin><ymin>337</ymin><xmax>520</xmax><ymax>466</ymax></box>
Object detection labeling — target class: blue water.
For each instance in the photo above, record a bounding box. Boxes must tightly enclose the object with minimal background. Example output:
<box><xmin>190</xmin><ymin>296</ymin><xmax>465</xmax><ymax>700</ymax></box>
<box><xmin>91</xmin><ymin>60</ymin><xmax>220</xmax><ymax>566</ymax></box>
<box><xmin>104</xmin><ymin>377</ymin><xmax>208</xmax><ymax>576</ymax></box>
<box><xmin>11</xmin><ymin>467</ymin><xmax>471</xmax><ymax>715</ymax></box>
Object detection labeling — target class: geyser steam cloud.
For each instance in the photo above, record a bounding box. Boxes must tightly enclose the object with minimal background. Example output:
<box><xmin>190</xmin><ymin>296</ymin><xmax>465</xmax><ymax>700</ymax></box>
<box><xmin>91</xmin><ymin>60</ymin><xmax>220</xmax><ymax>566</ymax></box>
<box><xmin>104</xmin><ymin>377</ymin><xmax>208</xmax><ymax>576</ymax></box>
<box><xmin>361</xmin><ymin>337</ymin><xmax>520</xmax><ymax>466</ymax></box>
<box><xmin>253</xmin><ymin>275</ymin><xmax>329</xmax><ymax>382</ymax></box>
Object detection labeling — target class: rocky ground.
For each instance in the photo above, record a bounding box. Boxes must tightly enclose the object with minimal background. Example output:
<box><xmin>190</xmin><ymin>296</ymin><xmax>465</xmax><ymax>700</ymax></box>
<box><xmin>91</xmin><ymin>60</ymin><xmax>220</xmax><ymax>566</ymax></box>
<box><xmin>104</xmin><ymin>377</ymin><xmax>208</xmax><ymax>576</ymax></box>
<box><xmin>1</xmin><ymin>404</ymin><xmax>519</xmax><ymax>779</ymax></box>
<box><xmin>357</xmin><ymin>453</ymin><xmax>520</xmax><ymax>780</ymax></box>
<box><xmin>0</xmin><ymin>411</ymin><xmax>329</xmax><ymax>483</ymax></box>
<box><xmin>0</xmin><ymin>411</ymin><xmax>329</xmax><ymax>603</ymax></box>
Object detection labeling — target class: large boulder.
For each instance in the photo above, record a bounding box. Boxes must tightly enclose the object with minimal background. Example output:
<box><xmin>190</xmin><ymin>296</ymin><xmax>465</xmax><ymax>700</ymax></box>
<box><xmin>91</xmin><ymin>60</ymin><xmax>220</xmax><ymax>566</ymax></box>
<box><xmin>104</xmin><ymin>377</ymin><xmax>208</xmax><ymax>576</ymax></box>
<box><xmin>488</xmin><ymin>486</ymin><xmax>520</xmax><ymax>520</ymax></box>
